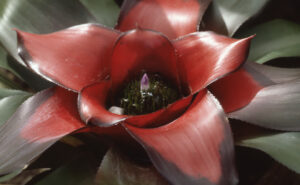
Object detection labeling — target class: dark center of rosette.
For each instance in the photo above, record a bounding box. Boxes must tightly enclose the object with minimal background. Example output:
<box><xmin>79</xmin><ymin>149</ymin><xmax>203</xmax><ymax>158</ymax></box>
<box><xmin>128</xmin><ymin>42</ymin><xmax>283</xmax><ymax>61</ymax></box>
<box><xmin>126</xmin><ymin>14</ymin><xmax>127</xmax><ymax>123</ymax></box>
<box><xmin>118</xmin><ymin>73</ymin><xmax>179</xmax><ymax>115</ymax></box>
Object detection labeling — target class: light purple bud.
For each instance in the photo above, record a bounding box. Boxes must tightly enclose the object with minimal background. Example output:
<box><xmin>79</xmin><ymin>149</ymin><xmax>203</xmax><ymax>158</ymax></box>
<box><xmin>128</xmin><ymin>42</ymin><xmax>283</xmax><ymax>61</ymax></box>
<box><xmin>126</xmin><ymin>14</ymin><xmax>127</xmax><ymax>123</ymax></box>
<box><xmin>140</xmin><ymin>73</ymin><xmax>150</xmax><ymax>91</ymax></box>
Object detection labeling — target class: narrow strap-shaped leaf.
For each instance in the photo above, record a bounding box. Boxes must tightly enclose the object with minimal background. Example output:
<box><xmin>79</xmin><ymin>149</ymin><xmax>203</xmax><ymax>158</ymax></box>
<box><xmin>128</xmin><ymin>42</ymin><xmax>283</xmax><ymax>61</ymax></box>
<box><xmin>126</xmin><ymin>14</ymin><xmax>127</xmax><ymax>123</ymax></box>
<box><xmin>96</xmin><ymin>147</ymin><xmax>169</xmax><ymax>185</ymax></box>
<box><xmin>229</xmin><ymin>80</ymin><xmax>300</xmax><ymax>131</ymax></box>
<box><xmin>34</xmin><ymin>153</ymin><xmax>97</xmax><ymax>185</ymax></box>
<box><xmin>0</xmin><ymin>87</ymin><xmax>85</xmax><ymax>174</ymax></box>
<box><xmin>124</xmin><ymin>90</ymin><xmax>237</xmax><ymax>185</ymax></box>
<box><xmin>0</xmin><ymin>94</ymin><xmax>31</xmax><ymax>127</ymax></box>
<box><xmin>0</xmin><ymin>88</ymin><xmax>30</xmax><ymax>99</ymax></box>
<box><xmin>116</xmin><ymin>0</ymin><xmax>212</xmax><ymax>39</ymax></box>
<box><xmin>237</xmin><ymin>132</ymin><xmax>300</xmax><ymax>173</ymax></box>
<box><xmin>79</xmin><ymin>0</ymin><xmax>120</xmax><ymax>27</ymax></box>
<box><xmin>237</xmin><ymin>19</ymin><xmax>300</xmax><ymax>64</ymax></box>
<box><xmin>245</xmin><ymin>62</ymin><xmax>300</xmax><ymax>84</ymax></box>
<box><xmin>200</xmin><ymin>0</ymin><xmax>270</xmax><ymax>36</ymax></box>
<box><xmin>0</xmin><ymin>0</ymin><xmax>97</xmax><ymax>64</ymax></box>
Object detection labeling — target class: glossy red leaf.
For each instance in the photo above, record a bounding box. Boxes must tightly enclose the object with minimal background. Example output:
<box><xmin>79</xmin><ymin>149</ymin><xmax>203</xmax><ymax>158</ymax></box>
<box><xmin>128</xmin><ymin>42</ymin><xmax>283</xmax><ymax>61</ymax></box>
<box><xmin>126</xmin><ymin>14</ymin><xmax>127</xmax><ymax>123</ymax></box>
<box><xmin>0</xmin><ymin>87</ymin><xmax>85</xmax><ymax>174</ymax></box>
<box><xmin>78</xmin><ymin>81</ymin><xmax>128</xmax><ymax>127</ymax></box>
<box><xmin>110</xmin><ymin>28</ymin><xmax>180</xmax><ymax>93</ymax></box>
<box><xmin>208</xmin><ymin>61</ymin><xmax>299</xmax><ymax>113</ymax></box>
<box><xmin>16</xmin><ymin>24</ymin><xmax>120</xmax><ymax>92</ymax></box>
<box><xmin>173</xmin><ymin>32</ymin><xmax>253</xmax><ymax>95</ymax></box>
<box><xmin>124</xmin><ymin>90</ymin><xmax>237</xmax><ymax>185</ymax></box>
<box><xmin>209</xmin><ymin>68</ymin><xmax>264</xmax><ymax>113</ymax></box>
<box><xmin>117</xmin><ymin>0</ymin><xmax>212</xmax><ymax>39</ymax></box>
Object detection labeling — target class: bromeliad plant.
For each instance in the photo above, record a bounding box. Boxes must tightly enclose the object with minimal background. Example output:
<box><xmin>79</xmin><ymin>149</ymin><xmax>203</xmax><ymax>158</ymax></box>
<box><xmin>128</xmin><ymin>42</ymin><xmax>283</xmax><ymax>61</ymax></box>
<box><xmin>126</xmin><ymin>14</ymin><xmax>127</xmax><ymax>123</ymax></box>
<box><xmin>1</xmin><ymin>0</ymin><xmax>300</xmax><ymax>184</ymax></box>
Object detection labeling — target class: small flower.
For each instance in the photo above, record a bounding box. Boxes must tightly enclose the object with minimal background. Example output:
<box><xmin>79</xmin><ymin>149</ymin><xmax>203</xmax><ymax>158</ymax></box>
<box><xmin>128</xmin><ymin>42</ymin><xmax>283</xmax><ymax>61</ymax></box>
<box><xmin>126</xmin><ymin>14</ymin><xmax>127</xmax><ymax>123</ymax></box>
<box><xmin>140</xmin><ymin>73</ymin><xmax>150</xmax><ymax>91</ymax></box>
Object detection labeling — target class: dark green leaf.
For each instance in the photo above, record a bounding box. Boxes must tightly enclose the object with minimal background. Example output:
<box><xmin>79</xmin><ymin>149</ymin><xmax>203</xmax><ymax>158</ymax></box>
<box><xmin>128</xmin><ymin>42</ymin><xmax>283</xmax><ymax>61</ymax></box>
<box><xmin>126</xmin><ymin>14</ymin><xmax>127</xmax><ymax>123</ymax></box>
<box><xmin>237</xmin><ymin>132</ymin><xmax>300</xmax><ymax>174</ymax></box>
<box><xmin>0</xmin><ymin>46</ymin><xmax>51</xmax><ymax>91</ymax></box>
<box><xmin>96</xmin><ymin>148</ymin><xmax>169</xmax><ymax>185</ymax></box>
<box><xmin>1</xmin><ymin>168</ymin><xmax>49</xmax><ymax>185</ymax></box>
<box><xmin>0</xmin><ymin>74</ymin><xmax>14</xmax><ymax>89</ymax></box>
<box><xmin>201</xmin><ymin>0</ymin><xmax>269</xmax><ymax>36</ymax></box>
<box><xmin>5</xmin><ymin>55</ymin><xmax>53</xmax><ymax>91</ymax></box>
<box><xmin>0</xmin><ymin>47</ymin><xmax>19</xmax><ymax>77</ymax></box>
<box><xmin>0</xmin><ymin>169</ymin><xmax>22</xmax><ymax>183</ymax></box>
<box><xmin>80</xmin><ymin>0</ymin><xmax>120</xmax><ymax>27</ymax></box>
<box><xmin>237</xmin><ymin>19</ymin><xmax>300</xmax><ymax>64</ymax></box>
<box><xmin>34</xmin><ymin>154</ymin><xmax>96</xmax><ymax>185</ymax></box>
<box><xmin>0</xmin><ymin>0</ymin><xmax>97</xmax><ymax>64</ymax></box>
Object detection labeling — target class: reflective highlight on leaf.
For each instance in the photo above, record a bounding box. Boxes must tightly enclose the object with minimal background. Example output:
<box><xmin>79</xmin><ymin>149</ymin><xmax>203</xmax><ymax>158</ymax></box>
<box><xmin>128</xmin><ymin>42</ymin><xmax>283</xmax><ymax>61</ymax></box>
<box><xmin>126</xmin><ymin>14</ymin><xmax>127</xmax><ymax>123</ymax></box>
<box><xmin>209</xmin><ymin>68</ymin><xmax>264</xmax><ymax>113</ymax></box>
<box><xmin>117</xmin><ymin>0</ymin><xmax>212</xmax><ymax>39</ymax></box>
<box><xmin>0</xmin><ymin>87</ymin><xmax>85</xmax><ymax>174</ymax></box>
<box><xmin>174</xmin><ymin>32</ymin><xmax>253</xmax><ymax>95</ymax></box>
<box><xmin>16</xmin><ymin>24</ymin><xmax>120</xmax><ymax>91</ymax></box>
<box><xmin>124</xmin><ymin>90</ymin><xmax>237</xmax><ymax>185</ymax></box>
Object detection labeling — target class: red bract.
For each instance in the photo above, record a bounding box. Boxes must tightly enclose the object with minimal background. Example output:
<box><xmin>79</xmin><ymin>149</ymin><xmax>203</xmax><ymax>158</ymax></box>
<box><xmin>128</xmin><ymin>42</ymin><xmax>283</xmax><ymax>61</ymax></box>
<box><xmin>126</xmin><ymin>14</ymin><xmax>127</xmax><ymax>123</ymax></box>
<box><xmin>0</xmin><ymin>1</ymin><xmax>258</xmax><ymax>185</ymax></box>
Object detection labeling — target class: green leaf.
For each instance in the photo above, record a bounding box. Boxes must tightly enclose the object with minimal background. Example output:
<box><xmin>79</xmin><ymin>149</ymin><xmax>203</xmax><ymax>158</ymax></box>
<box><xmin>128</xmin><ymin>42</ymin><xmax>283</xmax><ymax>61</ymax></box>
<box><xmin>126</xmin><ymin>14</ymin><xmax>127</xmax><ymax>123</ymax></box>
<box><xmin>0</xmin><ymin>0</ymin><xmax>97</xmax><ymax>64</ymax></box>
<box><xmin>80</xmin><ymin>0</ymin><xmax>120</xmax><ymax>27</ymax></box>
<box><xmin>237</xmin><ymin>19</ymin><xmax>300</xmax><ymax>64</ymax></box>
<box><xmin>0</xmin><ymin>169</ymin><xmax>23</xmax><ymax>183</ymax></box>
<box><xmin>1</xmin><ymin>168</ymin><xmax>50</xmax><ymax>185</ymax></box>
<box><xmin>96</xmin><ymin>148</ymin><xmax>169</xmax><ymax>185</ymax></box>
<box><xmin>34</xmin><ymin>154</ymin><xmax>96</xmax><ymax>185</ymax></box>
<box><xmin>0</xmin><ymin>74</ymin><xmax>14</xmax><ymax>89</ymax></box>
<box><xmin>0</xmin><ymin>88</ymin><xmax>31</xmax><ymax>126</ymax></box>
<box><xmin>0</xmin><ymin>46</ymin><xmax>18</xmax><ymax>76</ymax></box>
<box><xmin>201</xmin><ymin>0</ymin><xmax>269</xmax><ymax>36</ymax></box>
<box><xmin>5</xmin><ymin>55</ymin><xmax>53</xmax><ymax>91</ymax></box>
<box><xmin>237</xmin><ymin>132</ymin><xmax>300</xmax><ymax>174</ymax></box>
<box><xmin>0</xmin><ymin>88</ymin><xmax>29</xmax><ymax>99</ymax></box>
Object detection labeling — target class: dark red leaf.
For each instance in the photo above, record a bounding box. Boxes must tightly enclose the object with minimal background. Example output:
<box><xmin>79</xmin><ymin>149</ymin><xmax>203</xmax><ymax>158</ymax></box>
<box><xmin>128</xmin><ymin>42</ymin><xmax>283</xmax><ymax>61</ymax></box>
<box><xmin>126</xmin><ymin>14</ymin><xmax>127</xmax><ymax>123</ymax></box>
<box><xmin>209</xmin><ymin>68</ymin><xmax>264</xmax><ymax>113</ymax></box>
<box><xmin>117</xmin><ymin>0</ymin><xmax>212</xmax><ymax>39</ymax></box>
<box><xmin>0</xmin><ymin>87</ymin><xmax>85</xmax><ymax>174</ymax></box>
<box><xmin>110</xmin><ymin>28</ymin><xmax>180</xmax><ymax>93</ymax></box>
<box><xmin>78</xmin><ymin>81</ymin><xmax>128</xmax><ymax>127</ymax></box>
<box><xmin>173</xmin><ymin>32</ymin><xmax>253</xmax><ymax>95</ymax></box>
<box><xmin>209</xmin><ymin>61</ymin><xmax>300</xmax><ymax>113</ymax></box>
<box><xmin>124</xmin><ymin>90</ymin><xmax>237</xmax><ymax>185</ymax></box>
<box><xmin>16</xmin><ymin>24</ymin><xmax>120</xmax><ymax>92</ymax></box>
